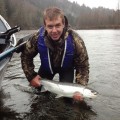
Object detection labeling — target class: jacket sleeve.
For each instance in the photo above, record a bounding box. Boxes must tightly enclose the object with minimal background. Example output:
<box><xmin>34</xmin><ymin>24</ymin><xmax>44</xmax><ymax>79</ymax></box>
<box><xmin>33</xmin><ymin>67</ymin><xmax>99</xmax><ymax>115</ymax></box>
<box><xmin>20</xmin><ymin>32</ymin><xmax>39</xmax><ymax>82</ymax></box>
<box><xmin>72</xmin><ymin>30</ymin><xmax>89</xmax><ymax>86</ymax></box>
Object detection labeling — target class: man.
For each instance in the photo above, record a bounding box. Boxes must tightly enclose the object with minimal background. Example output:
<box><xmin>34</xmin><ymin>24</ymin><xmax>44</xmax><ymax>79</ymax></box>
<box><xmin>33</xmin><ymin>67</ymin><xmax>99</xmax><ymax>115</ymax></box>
<box><xmin>20</xmin><ymin>7</ymin><xmax>89</xmax><ymax>101</ymax></box>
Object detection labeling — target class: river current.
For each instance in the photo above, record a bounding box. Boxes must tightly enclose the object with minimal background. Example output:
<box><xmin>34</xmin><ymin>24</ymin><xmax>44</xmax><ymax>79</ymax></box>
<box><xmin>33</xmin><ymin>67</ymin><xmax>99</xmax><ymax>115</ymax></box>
<box><xmin>0</xmin><ymin>29</ymin><xmax>120</xmax><ymax>120</ymax></box>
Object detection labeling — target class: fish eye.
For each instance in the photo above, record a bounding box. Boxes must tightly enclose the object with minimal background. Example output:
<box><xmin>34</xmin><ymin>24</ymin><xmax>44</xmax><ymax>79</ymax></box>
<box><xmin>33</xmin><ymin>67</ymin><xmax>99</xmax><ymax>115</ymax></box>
<box><xmin>91</xmin><ymin>90</ymin><xmax>95</xmax><ymax>93</ymax></box>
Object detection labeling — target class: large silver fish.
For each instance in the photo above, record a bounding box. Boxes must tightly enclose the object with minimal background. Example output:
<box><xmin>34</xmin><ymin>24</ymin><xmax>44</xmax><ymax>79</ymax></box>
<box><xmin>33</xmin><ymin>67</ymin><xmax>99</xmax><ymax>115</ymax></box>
<box><xmin>14</xmin><ymin>79</ymin><xmax>98</xmax><ymax>99</ymax></box>
<box><xmin>41</xmin><ymin>79</ymin><xmax>98</xmax><ymax>99</ymax></box>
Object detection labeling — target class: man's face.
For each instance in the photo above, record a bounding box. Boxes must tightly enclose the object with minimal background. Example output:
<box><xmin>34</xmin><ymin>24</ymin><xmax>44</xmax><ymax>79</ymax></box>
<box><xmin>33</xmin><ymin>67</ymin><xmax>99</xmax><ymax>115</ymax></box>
<box><xmin>44</xmin><ymin>16</ymin><xmax>65</xmax><ymax>41</ymax></box>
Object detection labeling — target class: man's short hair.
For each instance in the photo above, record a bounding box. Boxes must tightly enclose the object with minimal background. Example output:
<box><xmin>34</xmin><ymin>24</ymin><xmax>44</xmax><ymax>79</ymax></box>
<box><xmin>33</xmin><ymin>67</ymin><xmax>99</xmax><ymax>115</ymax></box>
<box><xmin>43</xmin><ymin>7</ymin><xmax>65</xmax><ymax>25</ymax></box>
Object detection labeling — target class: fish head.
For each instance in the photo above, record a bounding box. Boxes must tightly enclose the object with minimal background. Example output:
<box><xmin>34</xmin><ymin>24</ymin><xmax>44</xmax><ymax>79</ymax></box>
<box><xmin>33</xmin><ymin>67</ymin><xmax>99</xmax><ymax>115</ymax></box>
<box><xmin>83</xmin><ymin>88</ymin><xmax>98</xmax><ymax>99</ymax></box>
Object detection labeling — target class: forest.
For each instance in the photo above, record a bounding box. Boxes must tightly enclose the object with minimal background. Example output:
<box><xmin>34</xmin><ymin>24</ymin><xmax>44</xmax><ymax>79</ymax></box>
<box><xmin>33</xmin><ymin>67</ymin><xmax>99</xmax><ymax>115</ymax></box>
<box><xmin>0</xmin><ymin>0</ymin><xmax>120</xmax><ymax>29</ymax></box>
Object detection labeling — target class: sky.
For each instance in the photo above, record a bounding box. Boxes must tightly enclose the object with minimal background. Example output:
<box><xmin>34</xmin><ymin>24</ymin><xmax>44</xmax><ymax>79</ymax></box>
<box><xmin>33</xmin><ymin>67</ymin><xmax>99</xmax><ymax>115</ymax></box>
<box><xmin>68</xmin><ymin>0</ymin><xmax>120</xmax><ymax>10</ymax></box>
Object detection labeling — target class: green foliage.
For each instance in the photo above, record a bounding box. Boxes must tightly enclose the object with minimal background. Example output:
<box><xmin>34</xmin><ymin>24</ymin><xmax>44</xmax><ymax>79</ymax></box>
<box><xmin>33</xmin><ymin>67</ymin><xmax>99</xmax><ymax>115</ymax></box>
<box><xmin>0</xmin><ymin>0</ymin><xmax>120</xmax><ymax>29</ymax></box>
<box><xmin>0</xmin><ymin>0</ymin><xmax>7</xmax><ymax>18</ymax></box>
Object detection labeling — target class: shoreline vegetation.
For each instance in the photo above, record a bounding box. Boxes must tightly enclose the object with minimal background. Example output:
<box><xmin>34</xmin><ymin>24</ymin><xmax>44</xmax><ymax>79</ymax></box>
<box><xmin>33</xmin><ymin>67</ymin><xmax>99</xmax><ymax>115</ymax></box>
<box><xmin>0</xmin><ymin>0</ymin><xmax>120</xmax><ymax>30</ymax></box>
<box><xmin>77</xmin><ymin>25</ymin><xmax>120</xmax><ymax>30</ymax></box>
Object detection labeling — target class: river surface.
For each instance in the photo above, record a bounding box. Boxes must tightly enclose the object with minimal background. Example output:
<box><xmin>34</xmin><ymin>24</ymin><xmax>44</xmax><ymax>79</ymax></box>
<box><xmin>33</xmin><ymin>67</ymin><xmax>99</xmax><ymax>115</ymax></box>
<box><xmin>0</xmin><ymin>30</ymin><xmax>120</xmax><ymax>120</ymax></box>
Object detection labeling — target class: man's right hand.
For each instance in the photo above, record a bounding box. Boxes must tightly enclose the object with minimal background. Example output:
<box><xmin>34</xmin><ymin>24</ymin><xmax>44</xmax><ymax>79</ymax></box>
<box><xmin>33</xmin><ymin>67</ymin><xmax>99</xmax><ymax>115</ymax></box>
<box><xmin>30</xmin><ymin>75</ymin><xmax>41</xmax><ymax>87</ymax></box>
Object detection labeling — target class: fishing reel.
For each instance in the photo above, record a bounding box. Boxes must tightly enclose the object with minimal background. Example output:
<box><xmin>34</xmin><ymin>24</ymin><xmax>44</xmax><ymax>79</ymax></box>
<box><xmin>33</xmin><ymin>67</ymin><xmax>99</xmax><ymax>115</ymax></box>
<box><xmin>0</xmin><ymin>26</ymin><xmax>21</xmax><ymax>47</ymax></box>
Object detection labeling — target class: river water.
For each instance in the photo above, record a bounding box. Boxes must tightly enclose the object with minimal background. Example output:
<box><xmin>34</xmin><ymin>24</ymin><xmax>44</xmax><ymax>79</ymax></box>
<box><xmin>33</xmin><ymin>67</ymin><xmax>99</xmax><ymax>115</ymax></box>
<box><xmin>0</xmin><ymin>30</ymin><xmax>120</xmax><ymax>120</ymax></box>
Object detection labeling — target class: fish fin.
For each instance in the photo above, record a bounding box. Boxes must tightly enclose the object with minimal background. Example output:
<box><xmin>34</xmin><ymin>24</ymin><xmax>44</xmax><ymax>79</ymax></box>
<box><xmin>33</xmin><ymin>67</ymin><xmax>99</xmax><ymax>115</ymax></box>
<box><xmin>55</xmin><ymin>94</ymin><xmax>63</xmax><ymax>98</ymax></box>
<box><xmin>13</xmin><ymin>83</ymin><xmax>34</xmax><ymax>93</ymax></box>
<box><xmin>41</xmin><ymin>86</ymin><xmax>47</xmax><ymax>92</ymax></box>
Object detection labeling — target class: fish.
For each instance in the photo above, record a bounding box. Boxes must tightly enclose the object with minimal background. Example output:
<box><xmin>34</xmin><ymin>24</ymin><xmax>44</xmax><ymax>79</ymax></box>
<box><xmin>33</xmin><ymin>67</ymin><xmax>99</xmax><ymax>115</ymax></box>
<box><xmin>14</xmin><ymin>79</ymin><xmax>98</xmax><ymax>99</ymax></box>
<box><xmin>41</xmin><ymin>79</ymin><xmax>98</xmax><ymax>99</ymax></box>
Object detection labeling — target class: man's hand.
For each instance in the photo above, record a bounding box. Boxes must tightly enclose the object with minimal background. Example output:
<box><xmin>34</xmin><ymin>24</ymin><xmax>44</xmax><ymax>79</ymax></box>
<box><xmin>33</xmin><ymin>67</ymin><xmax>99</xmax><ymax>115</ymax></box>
<box><xmin>73</xmin><ymin>91</ymin><xmax>84</xmax><ymax>101</ymax></box>
<box><xmin>30</xmin><ymin>75</ymin><xmax>41</xmax><ymax>87</ymax></box>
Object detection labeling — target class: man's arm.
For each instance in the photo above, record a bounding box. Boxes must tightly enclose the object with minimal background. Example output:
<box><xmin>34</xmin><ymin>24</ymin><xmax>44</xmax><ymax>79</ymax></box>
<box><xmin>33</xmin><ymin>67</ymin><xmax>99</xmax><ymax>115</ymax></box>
<box><xmin>21</xmin><ymin>32</ymin><xmax>39</xmax><ymax>82</ymax></box>
<box><xmin>72</xmin><ymin>30</ymin><xmax>89</xmax><ymax>86</ymax></box>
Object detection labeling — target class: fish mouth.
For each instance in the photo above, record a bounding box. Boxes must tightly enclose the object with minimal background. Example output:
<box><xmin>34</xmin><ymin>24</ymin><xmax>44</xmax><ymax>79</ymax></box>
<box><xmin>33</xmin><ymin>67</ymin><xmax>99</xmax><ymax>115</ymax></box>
<box><xmin>94</xmin><ymin>91</ymin><xmax>98</xmax><ymax>95</ymax></box>
<box><xmin>91</xmin><ymin>90</ymin><xmax>98</xmax><ymax>95</ymax></box>
<box><xmin>94</xmin><ymin>92</ymin><xmax>98</xmax><ymax>95</ymax></box>
<box><xmin>89</xmin><ymin>91</ymin><xmax>98</xmax><ymax>99</ymax></box>
<box><xmin>89</xmin><ymin>94</ymin><xmax>97</xmax><ymax>99</ymax></box>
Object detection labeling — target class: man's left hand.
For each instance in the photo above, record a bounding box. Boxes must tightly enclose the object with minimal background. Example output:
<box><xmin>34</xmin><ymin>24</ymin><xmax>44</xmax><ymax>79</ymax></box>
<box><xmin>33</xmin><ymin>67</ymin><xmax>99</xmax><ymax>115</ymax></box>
<box><xmin>73</xmin><ymin>91</ymin><xmax>84</xmax><ymax>101</ymax></box>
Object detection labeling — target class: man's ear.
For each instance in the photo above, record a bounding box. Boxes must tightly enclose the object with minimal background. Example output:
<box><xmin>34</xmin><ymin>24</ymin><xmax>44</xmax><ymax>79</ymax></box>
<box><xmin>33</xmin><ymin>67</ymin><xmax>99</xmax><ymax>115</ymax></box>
<box><xmin>43</xmin><ymin>24</ymin><xmax>47</xmax><ymax>30</ymax></box>
<box><xmin>64</xmin><ymin>16</ymin><xmax>68</xmax><ymax>27</ymax></box>
<box><xmin>43</xmin><ymin>25</ymin><xmax>48</xmax><ymax>34</ymax></box>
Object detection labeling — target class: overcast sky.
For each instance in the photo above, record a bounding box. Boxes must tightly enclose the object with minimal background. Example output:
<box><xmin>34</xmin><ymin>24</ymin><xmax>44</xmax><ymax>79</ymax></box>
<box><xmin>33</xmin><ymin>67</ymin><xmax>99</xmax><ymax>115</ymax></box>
<box><xmin>68</xmin><ymin>0</ymin><xmax>120</xmax><ymax>10</ymax></box>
